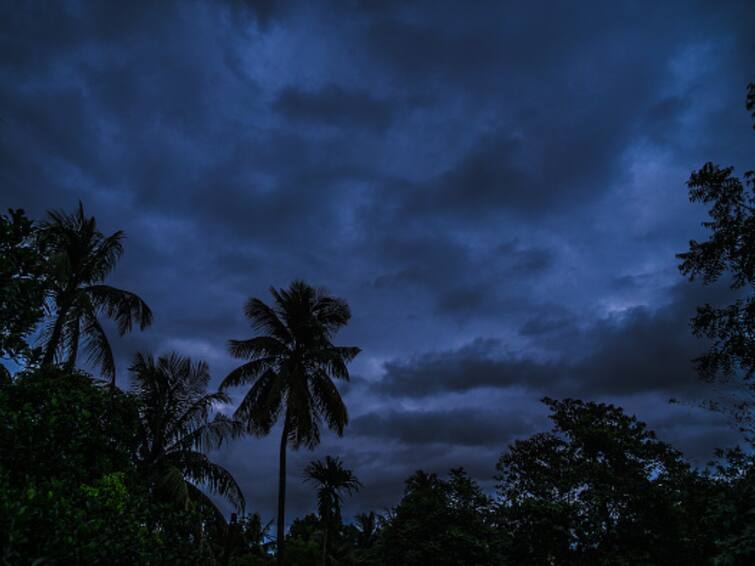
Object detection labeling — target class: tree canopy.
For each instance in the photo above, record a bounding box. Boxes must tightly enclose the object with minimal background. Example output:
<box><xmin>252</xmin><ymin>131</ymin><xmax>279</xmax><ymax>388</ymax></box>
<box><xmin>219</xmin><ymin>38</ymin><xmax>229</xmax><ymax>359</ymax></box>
<box><xmin>677</xmin><ymin>83</ymin><xmax>755</xmax><ymax>383</ymax></box>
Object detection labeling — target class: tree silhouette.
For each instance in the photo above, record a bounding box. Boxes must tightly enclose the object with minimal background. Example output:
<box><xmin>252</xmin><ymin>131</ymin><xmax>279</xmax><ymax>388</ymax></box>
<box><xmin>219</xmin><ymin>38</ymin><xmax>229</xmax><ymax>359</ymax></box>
<box><xmin>373</xmin><ymin>468</ymin><xmax>494</xmax><ymax>565</ymax></box>
<box><xmin>677</xmin><ymin>83</ymin><xmax>754</xmax><ymax>382</ymax></box>
<box><xmin>304</xmin><ymin>455</ymin><xmax>361</xmax><ymax>566</ymax></box>
<box><xmin>221</xmin><ymin>280</ymin><xmax>360</xmax><ymax>565</ymax></box>
<box><xmin>0</xmin><ymin>209</ymin><xmax>48</xmax><ymax>365</ymax></box>
<box><xmin>40</xmin><ymin>203</ymin><xmax>152</xmax><ymax>385</ymax></box>
<box><xmin>354</xmin><ymin>511</ymin><xmax>379</xmax><ymax>549</ymax></box>
<box><xmin>496</xmin><ymin>398</ymin><xmax>701</xmax><ymax>564</ymax></box>
<box><xmin>130</xmin><ymin>352</ymin><xmax>245</xmax><ymax>519</ymax></box>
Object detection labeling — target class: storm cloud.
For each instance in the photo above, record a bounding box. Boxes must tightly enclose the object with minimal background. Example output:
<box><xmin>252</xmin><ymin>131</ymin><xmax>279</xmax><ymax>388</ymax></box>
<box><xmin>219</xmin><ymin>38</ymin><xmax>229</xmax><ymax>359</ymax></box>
<box><xmin>2</xmin><ymin>0</ymin><xmax>754</xmax><ymax>520</ymax></box>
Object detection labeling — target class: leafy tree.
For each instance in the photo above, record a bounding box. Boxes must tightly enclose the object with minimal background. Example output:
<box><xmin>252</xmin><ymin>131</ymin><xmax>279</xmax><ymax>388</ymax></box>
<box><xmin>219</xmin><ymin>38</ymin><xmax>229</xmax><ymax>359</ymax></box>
<box><xmin>304</xmin><ymin>455</ymin><xmax>361</xmax><ymax>565</ymax></box>
<box><xmin>677</xmin><ymin>82</ymin><xmax>754</xmax><ymax>382</ymax></box>
<box><xmin>0</xmin><ymin>367</ymin><xmax>204</xmax><ymax>564</ymax></box>
<box><xmin>0</xmin><ymin>367</ymin><xmax>140</xmax><ymax>486</ymax></box>
<box><xmin>0</xmin><ymin>208</ymin><xmax>48</xmax><ymax>365</ymax></box>
<box><xmin>221</xmin><ymin>280</ymin><xmax>360</xmax><ymax>565</ymax></box>
<box><xmin>0</xmin><ymin>364</ymin><xmax>249</xmax><ymax>564</ymax></box>
<box><xmin>130</xmin><ymin>352</ymin><xmax>245</xmax><ymax>518</ymax></box>
<box><xmin>371</xmin><ymin>469</ymin><xmax>494</xmax><ymax>566</ymax></box>
<box><xmin>40</xmin><ymin>203</ymin><xmax>152</xmax><ymax>385</ymax></box>
<box><xmin>285</xmin><ymin>514</ymin><xmax>323</xmax><ymax>566</ymax></box>
<box><xmin>702</xmin><ymin>447</ymin><xmax>755</xmax><ymax>565</ymax></box>
<box><xmin>495</xmin><ymin>398</ymin><xmax>707</xmax><ymax>565</ymax></box>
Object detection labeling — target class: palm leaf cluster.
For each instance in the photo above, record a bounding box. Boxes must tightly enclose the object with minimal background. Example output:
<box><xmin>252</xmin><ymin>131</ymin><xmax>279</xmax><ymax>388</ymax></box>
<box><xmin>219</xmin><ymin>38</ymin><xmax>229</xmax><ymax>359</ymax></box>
<box><xmin>40</xmin><ymin>203</ymin><xmax>152</xmax><ymax>383</ymax></box>
<box><xmin>130</xmin><ymin>352</ymin><xmax>245</xmax><ymax>515</ymax></box>
<box><xmin>305</xmin><ymin>455</ymin><xmax>361</xmax><ymax>525</ymax></box>
<box><xmin>222</xmin><ymin>281</ymin><xmax>360</xmax><ymax>447</ymax></box>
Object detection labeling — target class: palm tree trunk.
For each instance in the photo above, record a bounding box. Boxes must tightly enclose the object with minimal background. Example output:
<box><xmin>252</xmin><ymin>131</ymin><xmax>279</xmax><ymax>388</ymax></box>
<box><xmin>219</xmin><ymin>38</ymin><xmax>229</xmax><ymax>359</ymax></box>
<box><xmin>65</xmin><ymin>318</ymin><xmax>80</xmax><ymax>371</ymax></box>
<box><xmin>277</xmin><ymin>421</ymin><xmax>288</xmax><ymax>566</ymax></box>
<box><xmin>321</xmin><ymin>524</ymin><xmax>328</xmax><ymax>566</ymax></box>
<box><xmin>42</xmin><ymin>302</ymin><xmax>70</xmax><ymax>367</ymax></box>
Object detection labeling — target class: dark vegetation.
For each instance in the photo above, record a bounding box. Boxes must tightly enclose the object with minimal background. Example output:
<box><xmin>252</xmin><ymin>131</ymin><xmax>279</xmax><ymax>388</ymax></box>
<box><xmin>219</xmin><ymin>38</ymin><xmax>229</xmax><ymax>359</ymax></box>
<box><xmin>0</xmin><ymin>85</ymin><xmax>753</xmax><ymax>565</ymax></box>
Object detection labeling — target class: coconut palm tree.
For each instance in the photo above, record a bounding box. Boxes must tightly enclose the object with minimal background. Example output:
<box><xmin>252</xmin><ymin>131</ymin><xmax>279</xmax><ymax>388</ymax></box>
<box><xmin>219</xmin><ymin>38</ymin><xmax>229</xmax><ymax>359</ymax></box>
<box><xmin>304</xmin><ymin>455</ymin><xmax>361</xmax><ymax>566</ymax></box>
<box><xmin>221</xmin><ymin>280</ymin><xmax>360</xmax><ymax>565</ymax></box>
<box><xmin>354</xmin><ymin>511</ymin><xmax>379</xmax><ymax>549</ymax></box>
<box><xmin>130</xmin><ymin>351</ymin><xmax>245</xmax><ymax>519</ymax></box>
<box><xmin>40</xmin><ymin>203</ymin><xmax>152</xmax><ymax>385</ymax></box>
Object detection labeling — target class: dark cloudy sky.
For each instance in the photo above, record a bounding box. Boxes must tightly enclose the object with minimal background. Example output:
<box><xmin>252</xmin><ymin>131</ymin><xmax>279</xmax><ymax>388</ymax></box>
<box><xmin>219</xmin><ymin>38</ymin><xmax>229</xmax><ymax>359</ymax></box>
<box><xmin>2</xmin><ymin>0</ymin><xmax>754</xmax><ymax>521</ymax></box>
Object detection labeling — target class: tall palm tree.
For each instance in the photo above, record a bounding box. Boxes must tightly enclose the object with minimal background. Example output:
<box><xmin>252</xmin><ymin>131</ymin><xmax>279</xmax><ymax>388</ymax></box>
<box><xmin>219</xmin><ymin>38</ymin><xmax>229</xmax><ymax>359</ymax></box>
<box><xmin>40</xmin><ymin>202</ymin><xmax>152</xmax><ymax>385</ymax></box>
<box><xmin>130</xmin><ymin>352</ymin><xmax>245</xmax><ymax>519</ymax></box>
<box><xmin>304</xmin><ymin>455</ymin><xmax>361</xmax><ymax>566</ymax></box>
<box><xmin>221</xmin><ymin>280</ymin><xmax>360</xmax><ymax>565</ymax></box>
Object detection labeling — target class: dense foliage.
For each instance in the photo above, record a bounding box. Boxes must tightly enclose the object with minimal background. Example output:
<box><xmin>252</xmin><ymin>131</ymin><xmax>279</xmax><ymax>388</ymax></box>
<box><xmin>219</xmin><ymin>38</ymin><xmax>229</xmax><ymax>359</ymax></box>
<box><xmin>0</xmin><ymin>368</ymin><xmax>226</xmax><ymax>564</ymax></box>
<box><xmin>370</xmin><ymin>469</ymin><xmax>495</xmax><ymax>566</ymax></box>
<box><xmin>0</xmin><ymin>209</ymin><xmax>48</xmax><ymax>363</ymax></box>
<box><xmin>3</xmin><ymin>371</ymin><xmax>754</xmax><ymax>564</ymax></box>
<box><xmin>495</xmin><ymin>399</ymin><xmax>708</xmax><ymax>565</ymax></box>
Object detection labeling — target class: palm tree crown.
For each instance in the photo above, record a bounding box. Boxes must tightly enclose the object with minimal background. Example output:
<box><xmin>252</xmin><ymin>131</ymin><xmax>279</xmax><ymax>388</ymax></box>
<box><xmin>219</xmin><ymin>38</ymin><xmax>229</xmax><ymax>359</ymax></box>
<box><xmin>130</xmin><ymin>352</ymin><xmax>245</xmax><ymax>516</ymax></box>
<box><xmin>304</xmin><ymin>455</ymin><xmax>361</xmax><ymax>526</ymax></box>
<box><xmin>221</xmin><ymin>280</ymin><xmax>360</xmax><ymax>565</ymax></box>
<box><xmin>40</xmin><ymin>203</ymin><xmax>152</xmax><ymax>382</ymax></box>
<box><xmin>222</xmin><ymin>280</ymin><xmax>360</xmax><ymax>446</ymax></box>
<box><xmin>304</xmin><ymin>455</ymin><xmax>361</xmax><ymax>566</ymax></box>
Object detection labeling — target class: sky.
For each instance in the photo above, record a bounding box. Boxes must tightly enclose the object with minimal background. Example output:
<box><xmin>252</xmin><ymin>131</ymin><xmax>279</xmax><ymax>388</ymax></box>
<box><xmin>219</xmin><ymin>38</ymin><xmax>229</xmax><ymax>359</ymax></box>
<box><xmin>1</xmin><ymin>0</ymin><xmax>754</xmax><ymax>521</ymax></box>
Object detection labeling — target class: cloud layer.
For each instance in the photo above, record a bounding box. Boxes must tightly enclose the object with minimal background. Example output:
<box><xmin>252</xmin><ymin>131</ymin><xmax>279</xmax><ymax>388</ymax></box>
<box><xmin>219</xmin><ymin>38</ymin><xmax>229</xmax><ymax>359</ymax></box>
<box><xmin>2</xmin><ymin>0</ymin><xmax>754</xmax><ymax>520</ymax></box>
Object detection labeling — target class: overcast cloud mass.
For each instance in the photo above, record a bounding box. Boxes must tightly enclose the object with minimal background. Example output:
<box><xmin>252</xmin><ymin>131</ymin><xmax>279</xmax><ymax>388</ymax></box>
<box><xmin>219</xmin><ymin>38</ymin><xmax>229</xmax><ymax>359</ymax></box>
<box><xmin>1</xmin><ymin>0</ymin><xmax>754</xmax><ymax>520</ymax></box>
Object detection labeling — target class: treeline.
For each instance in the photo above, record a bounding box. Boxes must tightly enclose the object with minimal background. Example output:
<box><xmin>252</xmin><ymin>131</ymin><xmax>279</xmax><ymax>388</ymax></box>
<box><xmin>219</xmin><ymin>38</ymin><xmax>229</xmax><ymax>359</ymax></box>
<box><xmin>1</xmin><ymin>84</ymin><xmax>754</xmax><ymax>564</ymax></box>
<box><xmin>2</xmin><ymin>363</ymin><xmax>755</xmax><ymax>565</ymax></box>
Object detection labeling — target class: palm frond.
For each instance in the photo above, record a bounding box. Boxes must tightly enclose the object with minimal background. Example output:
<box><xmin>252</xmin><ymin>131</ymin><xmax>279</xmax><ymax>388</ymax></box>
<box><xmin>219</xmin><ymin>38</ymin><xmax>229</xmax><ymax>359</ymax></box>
<box><xmin>186</xmin><ymin>481</ymin><xmax>229</xmax><ymax>526</ymax></box>
<box><xmin>228</xmin><ymin>336</ymin><xmax>287</xmax><ymax>360</ymax></box>
<box><xmin>244</xmin><ymin>297</ymin><xmax>291</xmax><ymax>344</ymax></box>
<box><xmin>168</xmin><ymin>389</ymin><xmax>231</xmax><ymax>436</ymax></box>
<box><xmin>173</xmin><ymin>413</ymin><xmax>245</xmax><ymax>453</ymax></box>
<box><xmin>171</xmin><ymin>450</ymin><xmax>246</xmax><ymax>511</ymax></box>
<box><xmin>87</xmin><ymin>284</ymin><xmax>152</xmax><ymax>334</ymax></box>
<box><xmin>310</xmin><ymin>369</ymin><xmax>348</xmax><ymax>435</ymax></box>
<box><xmin>233</xmin><ymin>369</ymin><xmax>284</xmax><ymax>435</ymax></box>
<box><xmin>220</xmin><ymin>357</ymin><xmax>277</xmax><ymax>390</ymax></box>
<box><xmin>286</xmin><ymin>375</ymin><xmax>319</xmax><ymax>449</ymax></box>
<box><xmin>333</xmin><ymin>345</ymin><xmax>361</xmax><ymax>363</ymax></box>
<box><xmin>83</xmin><ymin>230</ymin><xmax>124</xmax><ymax>283</ymax></box>
<box><xmin>129</xmin><ymin>351</ymin><xmax>158</xmax><ymax>387</ymax></box>
<box><xmin>313</xmin><ymin>295</ymin><xmax>352</xmax><ymax>336</ymax></box>
<box><xmin>81</xmin><ymin>311</ymin><xmax>116</xmax><ymax>380</ymax></box>
<box><xmin>310</xmin><ymin>346</ymin><xmax>361</xmax><ymax>380</ymax></box>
